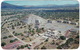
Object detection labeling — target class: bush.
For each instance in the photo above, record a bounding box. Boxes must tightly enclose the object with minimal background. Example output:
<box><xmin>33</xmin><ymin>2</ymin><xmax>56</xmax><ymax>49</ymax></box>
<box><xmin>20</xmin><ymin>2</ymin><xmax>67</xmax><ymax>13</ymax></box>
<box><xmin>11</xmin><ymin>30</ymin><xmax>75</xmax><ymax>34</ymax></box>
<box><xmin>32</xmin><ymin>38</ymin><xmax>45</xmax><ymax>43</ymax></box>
<box><xmin>8</xmin><ymin>35</ymin><xmax>13</xmax><ymax>37</ymax></box>
<box><xmin>17</xmin><ymin>46</ymin><xmax>20</xmax><ymax>49</ymax></box>
<box><xmin>21</xmin><ymin>34</ymin><xmax>24</xmax><ymax>36</ymax></box>
<box><xmin>45</xmin><ymin>38</ymin><xmax>49</xmax><ymax>42</ymax></box>
<box><xmin>14</xmin><ymin>39</ymin><xmax>18</xmax><ymax>41</ymax></box>
<box><xmin>52</xmin><ymin>42</ymin><xmax>55</xmax><ymax>44</ymax></box>
<box><xmin>1</xmin><ymin>42</ymin><xmax>6</xmax><ymax>46</ymax></box>
<box><xmin>74</xmin><ymin>40</ymin><xmax>79</xmax><ymax>44</ymax></box>
<box><xmin>66</xmin><ymin>38</ymin><xmax>74</xmax><ymax>44</ymax></box>
<box><xmin>10</xmin><ymin>40</ymin><xmax>14</xmax><ymax>43</ymax></box>
<box><xmin>57</xmin><ymin>46</ymin><xmax>62</xmax><ymax>49</ymax></box>
<box><xmin>12</xmin><ymin>25</ymin><xmax>15</xmax><ymax>29</ymax></box>
<box><xmin>22</xmin><ymin>38</ymin><xmax>25</xmax><ymax>40</ymax></box>
<box><xmin>41</xmin><ymin>46</ymin><xmax>46</xmax><ymax>49</ymax></box>
<box><xmin>41</xmin><ymin>27</ymin><xmax>44</xmax><ymax>31</ymax></box>
<box><xmin>25</xmin><ymin>44</ymin><xmax>28</xmax><ymax>47</ymax></box>
<box><xmin>3</xmin><ymin>36</ymin><xmax>8</xmax><ymax>39</ymax></box>
<box><xmin>76</xmin><ymin>35</ymin><xmax>79</xmax><ymax>38</ymax></box>
<box><xmin>18</xmin><ymin>33</ymin><xmax>22</xmax><ymax>35</ymax></box>
<box><xmin>60</xmin><ymin>36</ymin><xmax>66</xmax><ymax>40</ymax></box>
<box><xmin>36</xmin><ymin>28</ymin><xmax>41</xmax><ymax>33</ymax></box>
<box><xmin>20</xmin><ymin>45</ymin><xmax>25</xmax><ymax>49</ymax></box>
<box><xmin>13</xmin><ymin>31</ymin><xmax>15</xmax><ymax>34</ymax></box>
<box><xmin>14</xmin><ymin>33</ymin><xmax>19</xmax><ymax>36</ymax></box>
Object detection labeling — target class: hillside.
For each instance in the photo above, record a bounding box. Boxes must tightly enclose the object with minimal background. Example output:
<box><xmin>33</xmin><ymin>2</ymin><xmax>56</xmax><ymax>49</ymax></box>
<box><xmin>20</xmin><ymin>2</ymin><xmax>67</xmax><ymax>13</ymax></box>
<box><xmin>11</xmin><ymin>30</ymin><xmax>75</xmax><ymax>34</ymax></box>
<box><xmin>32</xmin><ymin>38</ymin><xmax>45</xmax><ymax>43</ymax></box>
<box><xmin>1</xmin><ymin>2</ymin><xmax>27</xmax><ymax>9</ymax></box>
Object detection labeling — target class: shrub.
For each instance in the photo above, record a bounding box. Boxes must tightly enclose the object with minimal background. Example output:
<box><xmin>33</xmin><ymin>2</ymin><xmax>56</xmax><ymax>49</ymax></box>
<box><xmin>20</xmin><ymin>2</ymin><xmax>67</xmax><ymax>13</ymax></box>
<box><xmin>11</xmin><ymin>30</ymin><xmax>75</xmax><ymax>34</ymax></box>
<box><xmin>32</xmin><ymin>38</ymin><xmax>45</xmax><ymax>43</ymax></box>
<box><xmin>17</xmin><ymin>46</ymin><xmax>20</xmax><ymax>49</ymax></box>
<box><xmin>3</xmin><ymin>36</ymin><xmax>8</xmax><ymax>39</ymax></box>
<box><xmin>66</xmin><ymin>38</ymin><xmax>74</xmax><ymax>44</ymax></box>
<box><xmin>41</xmin><ymin>46</ymin><xmax>46</xmax><ymax>49</ymax></box>
<box><xmin>20</xmin><ymin>45</ymin><xmax>25</xmax><ymax>49</ymax></box>
<box><xmin>8</xmin><ymin>35</ymin><xmax>13</xmax><ymax>37</ymax></box>
<box><xmin>25</xmin><ymin>44</ymin><xmax>28</xmax><ymax>47</ymax></box>
<box><xmin>10</xmin><ymin>40</ymin><xmax>14</xmax><ymax>43</ymax></box>
<box><xmin>14</xmin><ymin>39</ymin><xmax>18</xmax><ymax>41</ymax></box>
<box><xmin>76</xmin><ymin>35</ymin><xmax>79</xmax><ymax>38</ymax></box>
<box><xmin>22</xmin><ymin>38</ymin><xmax>25</xmax><ymax>40</ymax></box>
<box><xmin>14</xmin><ymin>33</ymin><xmax>18</xmax><ymax>36</ymax></box>
<box><xmin>60</xmin><ymin>36</ymin><xmax>66</xmax><ymax>40</ymax></box>
<box><xmin>1</xmin><ymin>42</ymin><xmax>6</xmax><ymax>46</ymax></box>
<box><xmin>21</xmin><ymin>34</ymin><xmax>24</xmax><ymax>36</ymax></box>
<box><xmin>45</xmin><ymin>38</ymin><xmax>49</xmax><ymax>42</ymax></box>
<box><xmin>57</xmin><ymin>46</ymin><xmax>62</xmax><ymax>49</ymax></box>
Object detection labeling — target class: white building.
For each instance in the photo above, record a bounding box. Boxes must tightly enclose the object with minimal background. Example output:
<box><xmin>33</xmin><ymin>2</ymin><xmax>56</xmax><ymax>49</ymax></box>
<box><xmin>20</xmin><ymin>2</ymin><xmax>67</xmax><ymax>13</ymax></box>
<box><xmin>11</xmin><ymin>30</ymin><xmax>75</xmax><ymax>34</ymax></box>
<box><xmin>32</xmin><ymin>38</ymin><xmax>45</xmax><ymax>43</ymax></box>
<box><xmin>75</xmin><ymin>22</ymin><xmax>79</xmax><ymax>26</ymax></box>
<box><xmin>68</xmin><ymin>21</ymin><xmax>72</xmax><ymax>24</ymax></box>
<box><xmin>44</xmin><ymin>30</ymin><xmax>61</xmax><ymax>39</ymax></box>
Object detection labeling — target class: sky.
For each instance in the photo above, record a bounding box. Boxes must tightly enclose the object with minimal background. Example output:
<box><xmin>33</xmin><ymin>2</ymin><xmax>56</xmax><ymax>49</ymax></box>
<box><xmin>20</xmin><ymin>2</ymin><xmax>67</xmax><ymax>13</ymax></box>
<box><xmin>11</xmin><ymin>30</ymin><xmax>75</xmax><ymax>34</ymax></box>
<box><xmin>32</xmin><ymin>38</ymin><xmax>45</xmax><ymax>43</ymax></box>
<box><xmin>3</xmin><ymin>1</ymin><xmax>79</xmax><ymax>6</ymax></box>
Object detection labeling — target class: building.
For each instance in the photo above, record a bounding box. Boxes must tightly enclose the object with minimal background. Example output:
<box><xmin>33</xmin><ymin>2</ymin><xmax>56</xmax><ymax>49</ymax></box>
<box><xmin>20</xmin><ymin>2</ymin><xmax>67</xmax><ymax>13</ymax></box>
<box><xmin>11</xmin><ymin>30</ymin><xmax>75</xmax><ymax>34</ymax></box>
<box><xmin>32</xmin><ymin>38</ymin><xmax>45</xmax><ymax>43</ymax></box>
<box><xmin>57</xmin><ymin>20</ymin><xmax>64</xmax><ymax>23</ymax></box>
<box><xmin>70</xmin><ymin>22</ymin><xmax>76</xmax><ymax>25</ymax></box>
<box><xmin>57</xmin><ymin>21</ymin><xmax>61</xmax><ymax>23</ymax></box>
<box><xmin>47</xmin><ymin>20</ymin><xmax>52</xmax><ymax>23</ymax></box>
<box><xmin>75</xmin><ymin>22</ymin><xmax>79</xmax><ymax>26</ymax></box>
<box><xmin>44</xmin><ymin>29</ymin><xmax>61</xmax><ymax>39</ymax></box>
<box><xmin>70</xmin><ymin>29</ymin><xmax>79</xmax><ymax>34</ymax></box>
<box><xmin>63</xmin><ymin>20</ymin><xmax>69</xmax><ymax>24</ymax></box>
<box><xmin>35</xmin><ymin>20</ymin><xmax>40</xmax><ymax>29</ymax></box>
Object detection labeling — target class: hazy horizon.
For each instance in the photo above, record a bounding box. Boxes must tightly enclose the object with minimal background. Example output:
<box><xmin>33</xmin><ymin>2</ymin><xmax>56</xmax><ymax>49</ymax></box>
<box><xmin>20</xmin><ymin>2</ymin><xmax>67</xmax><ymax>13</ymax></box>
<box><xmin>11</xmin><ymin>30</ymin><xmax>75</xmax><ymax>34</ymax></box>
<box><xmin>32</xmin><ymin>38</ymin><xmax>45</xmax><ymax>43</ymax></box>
<box><xmin>3</xmin><ymin>1</ymin><xmax>79</xmax><ymax>6</ymax></box>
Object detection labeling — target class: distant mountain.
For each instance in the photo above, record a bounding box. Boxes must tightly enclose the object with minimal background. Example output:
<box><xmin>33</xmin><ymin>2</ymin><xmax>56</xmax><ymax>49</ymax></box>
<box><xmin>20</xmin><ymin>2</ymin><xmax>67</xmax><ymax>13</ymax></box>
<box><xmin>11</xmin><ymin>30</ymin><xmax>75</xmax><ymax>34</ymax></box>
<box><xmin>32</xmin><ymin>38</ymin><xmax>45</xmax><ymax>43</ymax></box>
<box><xmin>24</xmin><ymin>4</ymin><xmax>79</xmax><ymax>9</ymax></box>
<box><xmin>1</xmin><ymin>2</ymin><xmax>27</xmax><ymax>9</ymax></box>
<box><xmin>1</xmin><ymin>2</ymin><xmax>79</xmax><ymax>9</ymax></box>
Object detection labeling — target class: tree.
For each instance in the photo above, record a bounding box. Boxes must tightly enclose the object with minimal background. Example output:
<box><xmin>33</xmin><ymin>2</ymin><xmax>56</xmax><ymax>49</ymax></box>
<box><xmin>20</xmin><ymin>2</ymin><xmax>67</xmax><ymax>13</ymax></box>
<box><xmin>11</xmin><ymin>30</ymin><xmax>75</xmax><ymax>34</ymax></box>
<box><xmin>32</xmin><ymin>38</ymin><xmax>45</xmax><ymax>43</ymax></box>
<box><xmin>36</xmin><ymin>28</ymin><xmax>41</xmax><ymax>33</ymax></box>
<box><xmin>41</xmin><ymin>46</ymin><xmax>46</xmax><ymax>49</ymax></box>
<box><xmin>22</xmin><ymin>38</ymin><xmax>25</xmax><ymax>40</ymax></box>
<box><xmin>59</xmin><ymin>31</ymin><xmax>61</xmax><ymax>33</ymax></box>
<box><xmin>27</xmin><ymin>46</ymin><xmax>31</xmax><ymax>49</ymax></box>
<box><xmin>17</xmin><ymin>46</ymin><xmax>20</xmax><ymax>49</ymax></box>
<box><xmin>20</xmin><ymin>45</ymin><xmax>25</xmax><ymax>49</ymax></box>
<box><xmin>25</xmin><ymin>44</ymin><xmax>28</xmax><ymax>47</ymax></box>
<box><xmin>12</xmin><ymin>25</ymin><xmax>15</xmax><ymax>29</ymax></box>
<box><xmin>45</xmin><ymin>38</ymin><xmax>49</xmax><ymax>42</ymax></box>
<box><xmin>51</xmin><ymin>40</ymin><xmax>55</xmax><ymax>44</ymax></box>
<box><xmin>14</xmin><ymin>33</ymin><xmax>18</xmax><ymax>36</ymax></box>
<box><xmin>10</xmin><ymin>40</ymin><xmax>14</xmax><ymax>43</ymax></box>
<box><xmin>41</xmin><ymin>27</ymin><xmax>44</xmax><ymax>31</ymax></box>
<box><xmin>66</xmin><ymin>38</ymin><xmax>74</xmax><ymax>44</ymax></box>
<box><xmin>20</xmin><ymin>26</ymin><xmax>22</xmax><ymax>29</ymax></box>
<box><xmin>74</xmin><ymin>40</ymin><xmax>79</xmax><ymax>44</ymax></box>
<box><xmin>8</xmin><ymin>35</ymin><xmax>13</xmax><ymax>38</ymax></box>
<box><xmin>21</xmin><ymin>34</ymin><xmax>24</xmax><ymax>36</ymax></box>
<box><xmin>24</xmin><ymin>31</ymin><xmax>27</xmax><ymax>33</ymax></box>
<box><xmin>1</xmin><ymin>42</ymin><xmax>6</xmax><ymax>46</ymax></box>
<box><xmin>57</xmin><ymin>46</ymin><xmax>62</xmax><ymax>49</ymax></box>
<box><xmin>13</xmin><ymin>31</ymin><xmax>15</xmax><ymax>34</ymax></box>
<box><xmin>3</xmin><ymin>36</ymin><xmax>8</xmax><ymax>39</ymax></box>
<box><xmin>14</xmin><ymin>39</ymin><xmax>18</xmax><ymax>41</ymax></box>
<box><xmin>60</xmin><ymin>36</ymin><xmax>66</xmax><ymax>40</ymax></box>
<box><xmin>17</xmin><ymin>22</ymin><xmax>21</xmax><ymax>26</ymax></box>
<box><xmin>76</xmin><ymin>35</ymin><xmax>79</xmax><ymax>38</ymax></box>
<box><xmin>31</xmin><ymin>29</ymin><xmax>35</xmax><ymax>36</ymax></box>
